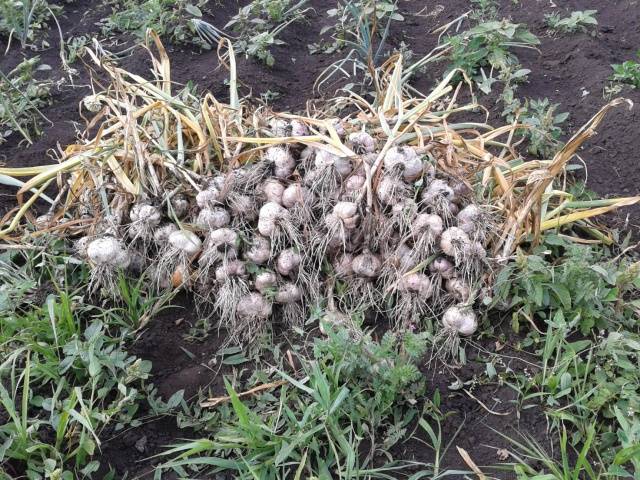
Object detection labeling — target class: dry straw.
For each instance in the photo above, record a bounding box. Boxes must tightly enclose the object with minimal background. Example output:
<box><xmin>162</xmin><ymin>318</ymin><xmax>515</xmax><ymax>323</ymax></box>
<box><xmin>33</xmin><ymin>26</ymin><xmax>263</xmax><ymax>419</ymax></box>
<box><xmin>0</xmin><ymin>32</ymin><xmax>637</xmax><ymax>259</ymax></box>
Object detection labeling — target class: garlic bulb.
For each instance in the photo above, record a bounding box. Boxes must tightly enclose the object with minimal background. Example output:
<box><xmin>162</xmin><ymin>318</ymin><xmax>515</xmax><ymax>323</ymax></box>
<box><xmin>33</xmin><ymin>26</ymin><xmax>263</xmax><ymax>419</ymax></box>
<box><xmin>352</xmin><ymin>251</ymin><xmax>382</xmax><ymax>279</ymax></box>
<box><xmin>87</xmin><ymin>237</ymin><xmax>130</xmax><ymax>268</ymax></box>
<box><xmin>276</xmin><ymin>249</ymin><xmax>302</xmax><ymax>277</ymax></box>
<box><xmin>254</xmin><ymin>271</ymin><xmax>277</xmax><ymax>293</ymax></box>
<box><xmin>442</xmin><ymin>305</ymin><xmax>477</xmax><ymax>336</ymax></box>
<box><xmin>237</xmin><ymin>293</ymin><xmax>272</xmax><ymax>320</ymax></box>
<box><xmin>168</xmin><ymin>230</ymin><xmax>202</xmax><ymax>256</ymax></box>
<box><xmin>197</xmin><ymin>207</ymin><xmax>230</xmax><ymax>229</ymax></box>
<box><xmin>244</xmin><ymin>236</ymin><xmax>271</xmax><ymax>265</ymax></box>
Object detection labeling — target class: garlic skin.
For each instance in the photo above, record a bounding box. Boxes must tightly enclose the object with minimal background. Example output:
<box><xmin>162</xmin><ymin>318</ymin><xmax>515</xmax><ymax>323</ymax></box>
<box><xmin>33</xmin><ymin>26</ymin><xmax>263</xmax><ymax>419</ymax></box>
<box><xmin>204</xmin><ymin>228</ymin><xmax>240</xmax><ymax>255</ymax></box>
<box><xmin>412</xmin><ymin>213</ymin><xmax>444</xmax><ymax>238</ymax></box>
<box><xmin>275</xmin><ymin>283</ymin><xmax>302</xmax><ymax>304</ymax></box>
<box><xmin>265</xmin><ymin>146</ymin><xmax>296</xmax><ymax>179</ymax></box>
<box><xmin>154</xmin><ymin>223</ymin><xmax>178</xmax><ymax>244</ymax></box>
<box><xmin>421</xmin><ymin>179</ymin><xmax>454</xmax><ymax>205</ymax></box>
<box><xmin>445</xmin><ymin>277</ymin><xmax>471</xmax><ymax>302</ymax></box>
<box><xmin>282</xmin><ymin>183</ymin><xmax>312</xmax><ymax>209</ymax></box>
<box><xmin>290</xmin><ymin>119</ymin><xmax>309</xmax><ymax>137</ymax></box>
<box><xmin>262</xmin><ymin>179</ymin><xmax>285</xmax><ymax>205</ymax></box>
<box><xmin>399</xmin><ymin>273</ymin><xmax>433</xmax><ymax>298</ymax></box>
<box><xmin>75</xmin><ymin>236</ymin><xmax>91</xmax><ymax>259</ymax></box>
<box><xmin>383</xmin><ymin>146</ymin><xmax>423</xmax><ymax>182</ymax></box>
<box><xmin>130</xmin><ymin>203</ymin><xmax>161</xmax><ymax>225</ymax></box>
<box><xmin>429</xmin><ymin>257</ymin><xmax>455</xmax><ymax>279</ymax></box>
<box><xmin>170</xmin><ymin>194</ymin><xmax>190</xmax><ymax>218</ymax></box>
<box><xmin>377</xmin><ymin>176</ymin><xmax>406</xmax><ymax>206</ymax></box>
<box><xmin>333</xmin><ymin>253</ymin><xmax>354</xmax><ymax>278</ymax></box>
<box><xmin>348</xmin><ymin>131</ymin><xmax>376</xmax><ymax>153</ymax></box>
<box><xmin>196</xmin><ymin>176</ymin><xmax>226</xmax><ymax>209</ymax></box>
<box><xmin>215</xmin><ymin>260</ymin><xmax>247</xmax><ymax>283</ymax></box>
<box><xmin>442</xmin><ymin>305</ymin><xmax>477</xmax><ymax>336</ymax></box>
<box><xmin>440</xmin><ymin>227</ymin><xmax>471</xmax><ymax>258</ymax></box>
<box><xmin>315</xmin><ymin>149</ymin><xmax>352</xmax><ymax>177</ymax></box>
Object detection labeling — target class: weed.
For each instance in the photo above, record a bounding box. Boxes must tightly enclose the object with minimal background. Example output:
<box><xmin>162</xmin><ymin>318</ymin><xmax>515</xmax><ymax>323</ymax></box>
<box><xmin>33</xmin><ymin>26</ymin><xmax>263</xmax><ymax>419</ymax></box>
<box><xmin>158</xmin><ymin>322</ymin><xmax>429</xmax><ymax>478</ymax></box>
<box><xmin>113</xmin><ymin>271</ymin><xmax>177</xmax><ymax>330</ymax></box>
<box><xmin>0</xmin><ymin>56</ymin><xmax>51</xmax><ymax>145</ymax></box>
<box><xmin>502</xmin><ymin>95</ymin><xmax>569</xmax><ymax>158</ymax></box>
<box><xmin>0</xmin><ymin>0</ymin><xmax>61</xmax><ymax>50</ymax></box>
<box><xmin>0</xmin><ymin>242</ymin><xmax>159</xmax><ymax>477</ymax></box>
<box><xmin>102</xmin><ymin>0</ymin><xmax>209</xmax><ymax>47</ymax></box>
<box><xmin>611</xmin><ymin>51</ymin><xmax>640</xmax><ymax>89</ymax></box>
<box><xmin>500</xmin><ymin>426</ymin><xmax>601</xmax><ymax>479</ymax></box>
<box><xmin>311</xmin><ymin>0</ymin><xmax>402</xmax><ymax>55</ymax></box>
<box><xmin>494</xmin><ymin>237</ymin><xmax>638</xmax><ymax>335</ymax></box>
<box><xmin>469</xmin><ymin>0</ymin><xmax>498</xmax><ymax>21</ymax></box>
<box><xmin>224</xmin><ymin>0</ymin><xmax>310</xmax><ymax>65</ymax></box>
<box><xmin>494</xmin><ymin>235</ymin><xmax>640</xmax><ymax>477</ymax></box>
<box><xmin>65</xmin><ymin>35</ymin><xmax>89</xmax><ymax>64</ymax></box>
<box><xmin>444</xmin><ymin>19</ymin><xmax>538</xmax><ymax>91</ymax></box>
<box><xmin>545</xmin><ymin>10</ymin><xmax>598</xmax><ymax>35</ymax></box>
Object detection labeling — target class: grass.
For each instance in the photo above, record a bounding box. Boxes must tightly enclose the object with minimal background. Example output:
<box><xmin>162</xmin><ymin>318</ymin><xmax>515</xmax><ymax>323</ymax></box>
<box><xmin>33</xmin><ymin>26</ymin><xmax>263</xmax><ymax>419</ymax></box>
<box><xmin>157</xmin><ymin>323</ymin><xmax>431</xmax><ymax>478</ymax></box>
<box><xmin>0</xmin><ymin>241</ymin><xmax>160</xmax><ymax>477</ymax></box>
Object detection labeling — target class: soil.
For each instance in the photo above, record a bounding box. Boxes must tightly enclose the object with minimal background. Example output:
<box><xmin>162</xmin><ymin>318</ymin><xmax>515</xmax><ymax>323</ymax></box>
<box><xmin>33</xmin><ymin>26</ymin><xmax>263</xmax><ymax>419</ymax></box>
<box><xmin>1</xmin><ymin>0</ymin><xmax>639</xmax><ymax>478</ymax></box>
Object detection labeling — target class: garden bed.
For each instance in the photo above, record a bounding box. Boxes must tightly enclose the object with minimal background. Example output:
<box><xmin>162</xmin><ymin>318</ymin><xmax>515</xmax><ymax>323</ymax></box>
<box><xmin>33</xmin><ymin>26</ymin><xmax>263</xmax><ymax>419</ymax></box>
<box><xmin>1</xmin><ymin>1</ymin><xmax>639</xmax><ymax>478</ymax></box>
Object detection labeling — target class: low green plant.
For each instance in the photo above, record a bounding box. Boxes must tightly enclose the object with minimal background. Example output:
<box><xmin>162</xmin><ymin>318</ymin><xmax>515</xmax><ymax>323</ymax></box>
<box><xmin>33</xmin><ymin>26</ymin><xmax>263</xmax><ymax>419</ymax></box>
<box><xmin>444</xmin><ymin>19</ymin><xmax>539</xmax><ymax>91</ymax></box>
<box><xmin>469</xmin><ymin>0</ymin><xmax>498</xmax><ymax>21</ymax></box>
<box><xmin>65</xmin><ymin>35</ymin><xmax>89</xmax><ymax>64</ymax></box>
<box><xmin>0</xmin><ymin>56</ymin><xmax>51</xmax><ymax>145</ymax></box>
<box><xmin>494</xmin><ymin>238</ymin><xmax>638</xmax><ymax>335</ymax></box>
<box><xmin>545</xmin><ymin>10</ymin><xmax>598</xmax><ymax>35</ymax></box>
<box><xmin>0</xmin><ymin>0</ymin><xmax>61</xmax><ymax>50</ymax></box>
<box><xmin>310</xmin><ymin>0</ymin><xmax>403</xmax><ymax>55</ymax></box>
<box><xmin>0</xmin><ymin>242</ymin><xmax>159</xmax><ymax>477</ymax></box>
<box><xmin>494</xmin><ymin>236</ymin><xmax>640</xmax><ymax>477</ymax></box>
<box><xmin>102</xmin><ymin>0</ymin><xmax>209</xmax><ymax>47</ymax></box>
<box><xmin>158</xmin><ymin>322</ymin><xmax>429</xmax><ymax>478</ymax></box>
<box><xmin>450</xmin><ymin>20</ymin><xmax>539</xmax><ymax>74</ymax></box>
<box><xmin>501</xmin><ymin>95</ymin><xmax>569</xmax><ymax>158</ymax></box>
<box><xmin>611</xmin><ymin>51</ymin><xmax>640</xmax><ymax>89</ymax></box>
<box><xmin>501</xmin><ymin>426</ymin><xmax>601</xmax><ymax>479</ymax></box>
<box><xmin>223</xmin><ymin>0</ymin><xmax>310</xmax><ymax>65</ymax></box>
<box><xmin>114</xmin><ymin>271</ymin><xmax>177</xmax><ymax>330</ymax></box>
